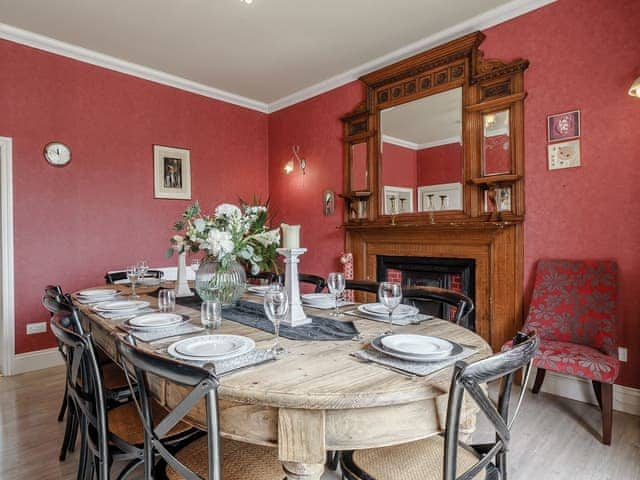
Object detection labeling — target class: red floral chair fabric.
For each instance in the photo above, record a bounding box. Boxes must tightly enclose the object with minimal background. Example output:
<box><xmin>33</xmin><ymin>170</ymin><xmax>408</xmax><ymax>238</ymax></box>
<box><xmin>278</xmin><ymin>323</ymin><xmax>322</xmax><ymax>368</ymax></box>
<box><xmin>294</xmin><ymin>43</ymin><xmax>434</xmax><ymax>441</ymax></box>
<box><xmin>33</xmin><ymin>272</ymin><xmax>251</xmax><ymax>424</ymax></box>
<box><xmin>514</xmin><ymin>259</ymin><xmax>619</xmax><ymax>382</ymax></box>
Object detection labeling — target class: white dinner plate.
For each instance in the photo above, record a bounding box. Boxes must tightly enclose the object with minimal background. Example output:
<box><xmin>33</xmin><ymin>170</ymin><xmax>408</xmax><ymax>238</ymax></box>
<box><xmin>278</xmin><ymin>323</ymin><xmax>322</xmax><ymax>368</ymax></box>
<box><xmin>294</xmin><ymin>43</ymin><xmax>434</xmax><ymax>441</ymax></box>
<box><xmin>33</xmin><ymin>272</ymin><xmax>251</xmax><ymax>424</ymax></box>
<box><xmin>127</xmin><ymin>313</ymin><xmax>183</xmax><ymax>329</ymax></box>
<box><xmin>381</xmin><ymin>334</ymin><xmax>453</xmax><ymax>357</ymax></box>
<box><xmin>94</xmin><ymin>300</ymin><xmax>150</xmax><ymax>312</ymax></box>
<box><xmin>168</xmin><ymin>335</ymin><xmax>255</xmax><ymax>361</ymax></box>
<box><xmin>358</xmin><ymin>303</ymin><xmax>419</xmax><ymax>319</ymax></box>
<box><xmin>370</xmin><ymin>335</ymin><xmax>462</xmax><ymax>362</ymax></box>
<box><xmin>77</xmin><ymin>288</ymin><xmax>119</xmax><ymax>297</ymax></box>
<box><xmin>114</xmin><ymin>278</ymin><xmax>161</xmax><ymax>287</ymax></box>
<box><xmin>301</xmin><ymin>293</ymin><xmax>335</xmax><ymax>306</ymax></box>
<box><xmin>248</xmin><ymin>286</ymin><xmax>271</xmax><ymax>296</ymax></box>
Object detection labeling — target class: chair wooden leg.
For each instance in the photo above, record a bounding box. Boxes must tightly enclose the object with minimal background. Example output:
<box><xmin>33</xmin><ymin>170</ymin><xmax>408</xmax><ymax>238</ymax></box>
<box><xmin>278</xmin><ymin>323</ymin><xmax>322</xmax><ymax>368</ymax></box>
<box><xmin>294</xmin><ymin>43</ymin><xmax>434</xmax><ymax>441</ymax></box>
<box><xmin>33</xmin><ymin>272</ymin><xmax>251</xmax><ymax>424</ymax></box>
<box><xmin>532</xmin><ymin>368</ymin><xmax>546</xmax><ymax>394</ymax></box>
<box><xmin>592</xmin><ymin>381</ymin><xmax>603</xmax><ymax>410</ymax></box>
<box><xmin>601</xmin><ymin>383</ymin><xmax>613</xmax><ymax>445</ymax></box>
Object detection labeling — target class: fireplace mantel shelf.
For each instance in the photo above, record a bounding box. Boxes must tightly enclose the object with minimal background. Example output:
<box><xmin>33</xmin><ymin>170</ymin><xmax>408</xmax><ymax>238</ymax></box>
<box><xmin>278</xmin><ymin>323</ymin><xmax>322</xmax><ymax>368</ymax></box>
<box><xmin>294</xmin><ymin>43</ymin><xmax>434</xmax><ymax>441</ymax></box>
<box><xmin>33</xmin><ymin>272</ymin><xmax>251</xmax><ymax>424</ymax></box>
<box><xmin>342</xmin><ymin>218</ymin><xmax>523</xmax><ymax>231</ymax></box>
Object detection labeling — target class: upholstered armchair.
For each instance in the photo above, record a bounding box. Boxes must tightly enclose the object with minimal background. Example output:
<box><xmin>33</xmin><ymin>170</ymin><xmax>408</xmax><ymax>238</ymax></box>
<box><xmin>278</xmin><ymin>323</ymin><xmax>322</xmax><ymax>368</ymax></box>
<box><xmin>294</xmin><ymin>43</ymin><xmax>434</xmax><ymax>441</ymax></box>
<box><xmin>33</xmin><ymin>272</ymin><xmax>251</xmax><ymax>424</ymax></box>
<box><xmin>508</xmin><ymin>259</ymin><xmax>619</xmax><ymax>444</ymax></box>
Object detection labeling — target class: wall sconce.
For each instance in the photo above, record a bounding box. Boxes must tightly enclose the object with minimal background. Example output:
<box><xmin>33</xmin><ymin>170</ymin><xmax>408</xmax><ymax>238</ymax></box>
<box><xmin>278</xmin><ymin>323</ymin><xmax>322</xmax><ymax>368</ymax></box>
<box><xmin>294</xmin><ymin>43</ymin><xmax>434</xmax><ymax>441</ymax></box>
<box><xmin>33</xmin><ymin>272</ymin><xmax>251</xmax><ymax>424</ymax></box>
<box><xmin>284</xmin><ymin>145</ymin><xmax>307</xmax><ymax>175</ymax></box>
<box><xmin>629</xmin><ymin>76</ymin><xmax>640</xmax><ymax>97</ymax></box>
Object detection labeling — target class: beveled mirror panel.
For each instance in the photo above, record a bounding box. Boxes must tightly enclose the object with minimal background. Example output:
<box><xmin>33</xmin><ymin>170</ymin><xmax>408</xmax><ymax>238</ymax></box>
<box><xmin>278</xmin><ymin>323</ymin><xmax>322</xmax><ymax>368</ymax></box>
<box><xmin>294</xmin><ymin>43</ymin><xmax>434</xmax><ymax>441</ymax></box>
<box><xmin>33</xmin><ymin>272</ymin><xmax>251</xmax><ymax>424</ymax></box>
<box><xmin>350</xmin><ymin>142</ymin><xmax>368</xmax><ymax>191</ymax></box>
<box><xmin>379</xmin><ymin>88</ymin><xmax>463</xmax><ymax>214</ymax></box>
<box><xmin>482</xmin><ymin>109</ymin><xmax>511</xmax><ymax>176</ymax></box>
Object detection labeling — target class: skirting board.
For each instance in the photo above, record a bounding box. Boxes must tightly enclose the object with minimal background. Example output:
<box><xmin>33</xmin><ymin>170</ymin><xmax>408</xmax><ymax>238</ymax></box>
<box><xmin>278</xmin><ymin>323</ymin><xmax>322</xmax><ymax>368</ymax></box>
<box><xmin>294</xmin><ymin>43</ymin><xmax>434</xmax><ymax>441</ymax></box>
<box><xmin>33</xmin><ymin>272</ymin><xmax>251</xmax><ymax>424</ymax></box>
<box><xmin>527</xmin><ymin>368</ymin><xmax>640</xmax><ymax>417</ymax></box>
<box><xmin>12</xmin><ymin>347</ymin><xmax>64</xmax><ymax>375</ymax></box>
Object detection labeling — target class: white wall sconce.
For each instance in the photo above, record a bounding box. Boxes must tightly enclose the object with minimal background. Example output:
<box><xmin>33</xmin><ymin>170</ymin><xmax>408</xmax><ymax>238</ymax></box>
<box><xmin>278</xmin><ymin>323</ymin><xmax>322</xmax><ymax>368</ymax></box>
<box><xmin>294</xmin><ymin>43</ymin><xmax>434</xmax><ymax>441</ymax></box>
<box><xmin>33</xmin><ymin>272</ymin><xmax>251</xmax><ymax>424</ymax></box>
<box><xmin>284</xmin><ymin>145</ymin><xmax>307</xmax><ymax>175</ymax></box>
<box><xmin>629</xmin><ymin>76</ymin><xmax>640</xmax><ymax>97</ymax></box>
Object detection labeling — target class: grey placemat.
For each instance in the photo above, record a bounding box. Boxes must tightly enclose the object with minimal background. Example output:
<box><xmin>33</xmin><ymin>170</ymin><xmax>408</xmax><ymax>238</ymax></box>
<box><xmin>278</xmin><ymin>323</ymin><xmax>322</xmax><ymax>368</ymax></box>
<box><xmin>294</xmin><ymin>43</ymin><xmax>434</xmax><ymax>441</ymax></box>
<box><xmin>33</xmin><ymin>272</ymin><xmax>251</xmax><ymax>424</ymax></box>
<box><xmin>123</xmin><ymin>323</ymin><xmax>205</xmax><ymax>342</ymax></box>
<box><xmin>223</xmin><ymin>299</ymin><xmax>359</xmax><ymax>341</ymax></box>
<box><xmin>170</xmin><ymin>348</ymin><xmax>276</xmax><ymax>376</ymax></box>
<box><xmin>352</xmin><ymin>345</ymin><xmax>477</xmax><ymax>377</ymax></box>
<box><xmin>344</xmin><ymin>309</ymin><xmax>433</xmax><ymax>326</ymax></box>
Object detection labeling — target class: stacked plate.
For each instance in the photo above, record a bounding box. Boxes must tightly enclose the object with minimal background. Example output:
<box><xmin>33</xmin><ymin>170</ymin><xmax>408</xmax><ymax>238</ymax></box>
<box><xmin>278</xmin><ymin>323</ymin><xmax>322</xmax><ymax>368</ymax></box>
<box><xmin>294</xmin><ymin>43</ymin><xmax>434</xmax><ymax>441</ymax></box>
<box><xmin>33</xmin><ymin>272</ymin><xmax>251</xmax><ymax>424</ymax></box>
<box><xmin>124</xmin><ymin>313</ymin><xmax>185</xmax><ymax>330</ymax></box>
<box><xmin>358</xmin><ymin>303</ymin><xmax>419</xmax><ymax>320</ymax></box>
<box><xmin>167</xmin><ymin>335</ymin><xmax>255</xmax><ymax>362</ymax></box>
<box><xmin>247</xmin><ymin>285</ymin><xmax>271</xmax><ymax>296</ymax></box>
<box><xmin>301</xmin><ymin>293</ymin><xmax>337</xmax><ymax>309</ymax></box>
<box><xmin>371</xmin><ymin>334</ymin><xmax>462</xmax><ymax>362</ymax></box>
<box><xmin>74</xmin><ymin>288</ymin><xmax>121</xmax><ymax>303</ymax></box>
<box><xmin>92</xmin><ymin>300</ymin><xmax>150</xmax><ymax>317</ymax></box>
<box><xmin>114</xmin><ymin>277</ymin><xmax>162</xmax><ymax>287</ymax></box>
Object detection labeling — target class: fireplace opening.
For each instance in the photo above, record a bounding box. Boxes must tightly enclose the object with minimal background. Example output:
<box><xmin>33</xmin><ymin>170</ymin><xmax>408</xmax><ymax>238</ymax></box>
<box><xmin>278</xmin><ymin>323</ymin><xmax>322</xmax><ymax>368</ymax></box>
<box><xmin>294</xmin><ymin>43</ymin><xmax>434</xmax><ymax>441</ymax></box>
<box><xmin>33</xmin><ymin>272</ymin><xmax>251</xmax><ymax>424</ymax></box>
<box><xmin>376</xmin><ymin>256</ymin><xmax>476</xmax><ymax>330</ymax></box>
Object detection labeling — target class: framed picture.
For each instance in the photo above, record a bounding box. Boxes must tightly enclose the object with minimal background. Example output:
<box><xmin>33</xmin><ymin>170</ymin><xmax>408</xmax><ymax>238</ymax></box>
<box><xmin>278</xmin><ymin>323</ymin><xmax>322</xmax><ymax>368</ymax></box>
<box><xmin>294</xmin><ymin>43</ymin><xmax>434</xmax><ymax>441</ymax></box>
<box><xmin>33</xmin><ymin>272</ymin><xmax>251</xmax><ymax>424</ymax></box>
<box><xmin>153</xmin><ymin>145</ymin><xmax>191</xmax><ymax>200</ymax></box>
<box><xmin>548</xmin><ymin>139</ymin><xmax>581</xmax><ymax>170</ymax></box>
<box><xmin>547</xmin><ymin>110</ymin><xmax>580</xmax><ymax>142</ymax></box>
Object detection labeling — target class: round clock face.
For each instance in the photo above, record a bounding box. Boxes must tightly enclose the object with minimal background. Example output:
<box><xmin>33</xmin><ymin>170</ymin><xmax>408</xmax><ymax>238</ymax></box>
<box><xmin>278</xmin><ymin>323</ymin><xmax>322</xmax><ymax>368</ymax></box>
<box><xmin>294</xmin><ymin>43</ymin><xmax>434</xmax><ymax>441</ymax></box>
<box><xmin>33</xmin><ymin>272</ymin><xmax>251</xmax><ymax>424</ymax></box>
<box><xmin>44</xmin><ymin>142</ymin><xmax>71</xmax><ymax>167</ymax></box>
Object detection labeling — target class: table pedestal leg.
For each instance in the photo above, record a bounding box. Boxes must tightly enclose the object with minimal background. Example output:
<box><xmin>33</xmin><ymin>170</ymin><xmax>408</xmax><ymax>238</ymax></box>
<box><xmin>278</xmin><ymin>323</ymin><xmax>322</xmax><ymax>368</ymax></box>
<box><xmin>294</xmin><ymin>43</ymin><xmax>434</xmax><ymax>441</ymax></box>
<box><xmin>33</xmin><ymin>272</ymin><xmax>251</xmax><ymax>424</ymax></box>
<box><xmin>282</xmin><ymin>462</ymin><xmax>324</xmax><ymax>480</ymax></box>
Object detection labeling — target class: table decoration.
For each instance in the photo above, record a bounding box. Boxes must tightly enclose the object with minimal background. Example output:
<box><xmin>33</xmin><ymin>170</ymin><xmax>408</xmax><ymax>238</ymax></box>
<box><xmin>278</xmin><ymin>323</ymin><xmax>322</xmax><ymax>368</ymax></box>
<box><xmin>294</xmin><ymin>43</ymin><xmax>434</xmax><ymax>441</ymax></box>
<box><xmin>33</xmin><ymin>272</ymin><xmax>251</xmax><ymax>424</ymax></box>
<box><xmin>277</xmin><ymin>247</ymin><xmax>310</xmax><ymax>326</ymax></box>
<box><xmin>168</xmin><ymin>200</ymin><xmax>280</xmax><ymax>306</ymax></box>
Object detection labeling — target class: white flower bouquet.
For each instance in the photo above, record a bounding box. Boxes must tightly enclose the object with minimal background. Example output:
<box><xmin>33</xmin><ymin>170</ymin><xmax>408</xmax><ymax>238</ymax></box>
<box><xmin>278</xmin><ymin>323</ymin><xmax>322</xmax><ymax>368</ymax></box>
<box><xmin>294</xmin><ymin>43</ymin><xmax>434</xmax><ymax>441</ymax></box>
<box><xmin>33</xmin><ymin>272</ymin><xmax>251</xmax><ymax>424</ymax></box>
<box><xmin>168</xmin><ymin>200</ymin><xmax>280</xmax><ymax>276</ymax></box>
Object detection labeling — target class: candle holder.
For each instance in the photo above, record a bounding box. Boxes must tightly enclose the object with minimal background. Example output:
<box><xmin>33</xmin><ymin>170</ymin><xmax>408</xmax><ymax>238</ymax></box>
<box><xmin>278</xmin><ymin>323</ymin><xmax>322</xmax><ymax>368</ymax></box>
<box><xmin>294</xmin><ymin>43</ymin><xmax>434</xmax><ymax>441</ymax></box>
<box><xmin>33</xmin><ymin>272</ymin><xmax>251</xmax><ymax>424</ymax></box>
<box><xmin>175</xmin><ymin>251</ymin><xmax>193</xmax><ymax>298</ymax></box>
<box><xmin>276</xmin><ymin>247</ymin><xmax>311</xmax><ymax>327</ymax></box>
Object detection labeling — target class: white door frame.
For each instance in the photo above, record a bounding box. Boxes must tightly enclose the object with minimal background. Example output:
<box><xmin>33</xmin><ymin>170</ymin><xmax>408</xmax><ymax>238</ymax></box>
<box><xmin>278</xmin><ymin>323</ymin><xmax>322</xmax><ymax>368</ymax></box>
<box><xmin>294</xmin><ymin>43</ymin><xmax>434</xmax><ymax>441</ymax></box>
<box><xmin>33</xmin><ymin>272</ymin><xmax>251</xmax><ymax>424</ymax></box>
<box><xmin>0</xmin><ymin>136</ymin><xmax>15</xmax><ymax>375</ymax></box>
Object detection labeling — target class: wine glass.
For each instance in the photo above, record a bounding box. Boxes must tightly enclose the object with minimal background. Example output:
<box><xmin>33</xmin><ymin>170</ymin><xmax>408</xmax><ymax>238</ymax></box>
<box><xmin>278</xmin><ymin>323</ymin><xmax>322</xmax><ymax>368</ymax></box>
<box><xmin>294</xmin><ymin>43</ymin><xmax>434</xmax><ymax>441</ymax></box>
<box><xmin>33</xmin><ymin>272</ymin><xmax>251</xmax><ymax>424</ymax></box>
<box><xmin>327</xmin><ymin>272</ymin><xmax>346</xmax><ymax>317</ymax></box>
<box><xmin>378</xmin><ymin>282</ymin><xmax>403</xmax><ymax>335</ymax></box>
<box><xmin>191</xmin><ymin>258</ymin><xmax>201</xmax><ymax>273</ymax></box>
<box><xmin>263</xmin><ymin>286</ymin><xmax>289</xmax><ymax>356</ymax></box>
<box><xmin>127</xmin><ymin>265</ymin><xmax>141</xmax><ymax>298</ymax></box>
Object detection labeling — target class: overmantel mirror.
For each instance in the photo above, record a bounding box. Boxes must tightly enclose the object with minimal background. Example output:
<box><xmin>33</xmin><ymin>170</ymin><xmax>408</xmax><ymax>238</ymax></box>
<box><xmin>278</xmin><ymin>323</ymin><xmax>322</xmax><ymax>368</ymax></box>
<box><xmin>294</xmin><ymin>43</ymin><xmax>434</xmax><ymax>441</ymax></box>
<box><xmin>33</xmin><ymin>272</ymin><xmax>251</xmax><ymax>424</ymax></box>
<box><xmin>341</xmin><ymin>31</ymin><xmax>529</xmax><ymax>225</ymax></box>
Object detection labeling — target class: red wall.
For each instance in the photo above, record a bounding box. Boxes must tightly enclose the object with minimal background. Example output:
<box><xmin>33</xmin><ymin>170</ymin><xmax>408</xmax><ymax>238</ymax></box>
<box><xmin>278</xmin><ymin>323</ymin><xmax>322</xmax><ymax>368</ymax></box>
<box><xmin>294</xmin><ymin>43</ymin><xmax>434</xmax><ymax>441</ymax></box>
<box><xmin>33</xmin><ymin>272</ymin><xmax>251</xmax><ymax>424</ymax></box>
<box><xmin>267</xmin><ymin>0</ymin><xmax>640</xmax><ymax>387</ymax></box>
<box><xmin>0</xmin><ymin>39</ymin><xmax>269</xmax><ymax>354</ymax></box>
<box><xmin>381</xmin><ymin>142</ymin><xmax>417</xmax><ymax>208</ymax></box>
<box><xmin>416</xmin><ymin>142</ymin><xmax>463</xmax><ymax>186</ymax></box>
<box><xmin>268</xmin><ymin>81</ymin><xmax>365</xmax><ymax>277</ymax></box>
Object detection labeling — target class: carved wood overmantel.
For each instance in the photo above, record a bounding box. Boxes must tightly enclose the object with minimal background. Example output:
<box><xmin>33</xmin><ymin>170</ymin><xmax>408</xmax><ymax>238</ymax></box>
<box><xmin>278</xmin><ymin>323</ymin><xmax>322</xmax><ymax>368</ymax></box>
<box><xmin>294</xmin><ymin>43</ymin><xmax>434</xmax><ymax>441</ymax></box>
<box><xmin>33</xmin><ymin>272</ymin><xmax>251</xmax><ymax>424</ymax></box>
<box><xmin>341</xmin><ymin>32</ymin><xmax>529</xmax><ymax>350</ymax></box>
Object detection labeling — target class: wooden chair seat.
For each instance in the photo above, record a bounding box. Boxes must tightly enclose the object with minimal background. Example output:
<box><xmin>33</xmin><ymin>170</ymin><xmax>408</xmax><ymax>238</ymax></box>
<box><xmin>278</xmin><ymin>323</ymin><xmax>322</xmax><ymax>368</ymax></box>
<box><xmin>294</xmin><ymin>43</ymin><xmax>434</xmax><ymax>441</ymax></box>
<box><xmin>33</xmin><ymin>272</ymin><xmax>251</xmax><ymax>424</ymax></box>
<box><xmin>108</xmin><ymin>401</ymin><xmax>192</xmax><ymax>446</ymax></box>
<box><xmin>342</xmin><ymin>436</ymin><xmax>494</xmax><ymax>480</ymax></box>
<box><xmin>165</xmin><ymin>436</ymin><xmax>284</xmax><ymax>480</ymax></box>
<box><xmin>102</xmin><ymin>362</ymin><xmax>128</xmax><ymax>390</ymax></box>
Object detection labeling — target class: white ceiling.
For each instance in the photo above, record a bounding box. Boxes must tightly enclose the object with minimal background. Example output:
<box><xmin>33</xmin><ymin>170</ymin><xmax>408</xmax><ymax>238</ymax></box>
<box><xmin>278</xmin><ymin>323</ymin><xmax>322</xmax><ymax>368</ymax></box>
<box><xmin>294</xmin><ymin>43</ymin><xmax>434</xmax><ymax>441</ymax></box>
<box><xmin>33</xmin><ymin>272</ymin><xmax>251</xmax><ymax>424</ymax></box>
<box><xmin>0</xmin><ymin>0</ymin><xmax>554</xmax><ymax>112</ymax></box>
<box><xmin>381</xmin><ymin>88</ymin><xmax>462</xmax><ymax>147</ymax></box>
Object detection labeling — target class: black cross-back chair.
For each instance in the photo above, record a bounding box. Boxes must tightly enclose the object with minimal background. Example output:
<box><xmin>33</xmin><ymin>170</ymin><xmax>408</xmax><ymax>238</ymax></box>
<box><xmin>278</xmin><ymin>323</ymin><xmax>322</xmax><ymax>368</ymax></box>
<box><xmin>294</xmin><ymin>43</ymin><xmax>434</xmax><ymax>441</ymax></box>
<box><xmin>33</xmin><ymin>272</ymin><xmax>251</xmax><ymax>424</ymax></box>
<box><xmin>345</xmin><ymin>280</ymin><xmax>379</xmax><ymax>297</ymax></box>
<box><xmin>114</xmin><ymin>334</ymin><xmax>285</xmax><ymax>480</ymax></box>
<box><xmin>247</xmin><ymin>271</ymin><xmax>280</xmax><ymax>285</ymax></box>
<box><xmin>340</xmin><ymin>332</ymin><xmax>539</xmax><ymax>480</ymax></box>
<box><xmin>249</xmin><ymin>271</ymin><xmax>327</xmax><ymax>293</ymax></box>
<box><xmin>105</xmin><ymin>269</ymin><xmax>165</xmax><ymax>284</ymax></box>
<box><xmin>50</xmin><ymin>315</ymin><xmax>143</xmax><ymax>479</ymax></box>
<box><xmin>403</xmin><ymin>286</ymin><xmax>475</xmax><ymax>329</ymax></box>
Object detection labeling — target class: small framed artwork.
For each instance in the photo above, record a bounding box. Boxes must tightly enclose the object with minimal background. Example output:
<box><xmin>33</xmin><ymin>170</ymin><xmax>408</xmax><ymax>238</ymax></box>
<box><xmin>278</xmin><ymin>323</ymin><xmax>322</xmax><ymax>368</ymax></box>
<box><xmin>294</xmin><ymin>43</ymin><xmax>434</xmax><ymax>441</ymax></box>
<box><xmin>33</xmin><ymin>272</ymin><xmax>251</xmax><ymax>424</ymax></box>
<box><xmin>323</xmin><ymin>190</ymin><xmax>335</xmax><ymax>216</ymax></box>
<box><xmin>153</xmin><ymin>145</ymin><xmax>191</xmax><ymax>199</ymax></box>
<box><xmin>547</xmin><ymin>110</ymin><xmax>580</xmax><ymax>142</ymax></box>
<box><xmin>548</xmin><ymin>139</ymin><xmax>581</xmax><ymax>170</ymax></box>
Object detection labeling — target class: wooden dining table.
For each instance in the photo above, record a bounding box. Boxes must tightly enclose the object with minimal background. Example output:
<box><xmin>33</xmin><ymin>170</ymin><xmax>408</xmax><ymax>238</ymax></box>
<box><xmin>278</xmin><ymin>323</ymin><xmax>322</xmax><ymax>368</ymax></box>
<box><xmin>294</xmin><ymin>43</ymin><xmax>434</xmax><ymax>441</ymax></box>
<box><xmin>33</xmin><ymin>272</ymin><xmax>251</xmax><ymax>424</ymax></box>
<box><xmin>75</xmin><ymin>287</ymin><xmax>492</xmax><ymax>480</ymax></box>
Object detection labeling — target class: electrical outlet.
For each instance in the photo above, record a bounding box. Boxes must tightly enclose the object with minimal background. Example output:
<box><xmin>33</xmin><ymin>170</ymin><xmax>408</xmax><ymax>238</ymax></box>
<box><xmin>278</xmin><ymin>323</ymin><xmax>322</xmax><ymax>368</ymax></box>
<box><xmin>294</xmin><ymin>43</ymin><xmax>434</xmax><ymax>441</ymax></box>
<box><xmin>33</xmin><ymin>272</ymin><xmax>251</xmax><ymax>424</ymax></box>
<box><xmin>26</xmin><ymin>322</ymin><xmax>47</xmax><ymax>335</ymax></box>
<box><xmin>618</xmin><ymin>347</ymin><xmax>628</xmax><ymax>362</ymax></box>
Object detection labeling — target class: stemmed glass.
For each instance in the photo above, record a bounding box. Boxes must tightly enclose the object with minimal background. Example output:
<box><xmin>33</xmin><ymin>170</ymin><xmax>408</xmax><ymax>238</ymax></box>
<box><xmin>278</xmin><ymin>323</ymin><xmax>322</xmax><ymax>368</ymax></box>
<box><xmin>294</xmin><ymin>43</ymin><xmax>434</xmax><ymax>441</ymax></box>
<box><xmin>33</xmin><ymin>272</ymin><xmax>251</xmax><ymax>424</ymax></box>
<box><xmin>378</xmin><ymin>282</ymin><xmax>403</xmax><ymax>335</ymax></box>
<box><xmin>327</xmin><ymin>272</ymin><xmax>346</xmax><ymax>317</ymax></box>
<box><xmin>263</xmin><ymin>285</ymin><xmax>289</xmax><ymax>356</ymax></box>
<box><xmin>137</xmin><ymin>260</ymin><xmax>149</xmax><ymax>285</ymax></box>
<box><xmin>127</xmin><ymin>265</ymin><xmax>142</xmax><ymax>298</ymax></box>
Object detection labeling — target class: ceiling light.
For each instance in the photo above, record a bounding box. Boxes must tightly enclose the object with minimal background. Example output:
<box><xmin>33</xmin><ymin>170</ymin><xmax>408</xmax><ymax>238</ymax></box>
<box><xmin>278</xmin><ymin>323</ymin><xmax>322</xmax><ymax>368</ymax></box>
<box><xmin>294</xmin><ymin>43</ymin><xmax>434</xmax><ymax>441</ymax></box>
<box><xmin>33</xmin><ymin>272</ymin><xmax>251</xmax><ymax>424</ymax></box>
<box><xmin>241</xmin><ymin>0</ymin><xmax>253</xmax><ymax>4</ymax></box>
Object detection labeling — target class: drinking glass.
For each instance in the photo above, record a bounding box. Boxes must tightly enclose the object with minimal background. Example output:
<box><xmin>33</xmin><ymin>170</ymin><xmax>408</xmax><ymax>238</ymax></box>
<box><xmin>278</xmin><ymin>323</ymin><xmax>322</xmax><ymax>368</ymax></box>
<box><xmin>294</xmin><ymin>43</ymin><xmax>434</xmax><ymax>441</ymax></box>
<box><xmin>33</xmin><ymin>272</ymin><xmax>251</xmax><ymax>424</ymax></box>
<box><xmin>263</xmin><ymin>286</ymin><xmax>289</xmax><ymax>356</ymax></box>
<box><xmin>138</xmin><ymin>260</ymin><xmax>149</xmax><ymax>278</ymax></box>
<box><xmin>327</xmin><ymin>272</ymin><xmax>346</xmax><ymax>317</ymax></box>
<box><xmin>378</xmin><ymin>282</ymin><xmax>403</xmax><ymax>334</ymax></box>
<box><xmin>201</xmin><ymin>300</ymin><xmax>222</xmax><ymax>329</ymax></box>
<box><xmin>127</xmin><ymin>265</ymin><xmax>141</xmax><ymax>298</ymax></box>
<box><xmin>158</xmin><ymin>288</ymin><xmax>176</xmax><ymax>312</ymax></box>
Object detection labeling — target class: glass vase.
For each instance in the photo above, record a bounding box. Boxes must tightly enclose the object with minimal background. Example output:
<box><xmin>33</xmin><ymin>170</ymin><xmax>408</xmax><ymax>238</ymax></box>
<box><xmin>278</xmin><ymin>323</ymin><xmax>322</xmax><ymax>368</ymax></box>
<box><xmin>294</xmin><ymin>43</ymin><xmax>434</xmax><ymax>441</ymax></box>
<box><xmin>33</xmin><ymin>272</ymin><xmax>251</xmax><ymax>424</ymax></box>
<box><xmin>195</xmin><ymin>257</ymin><xmax>247</xmax><ymax>308</ymax></box>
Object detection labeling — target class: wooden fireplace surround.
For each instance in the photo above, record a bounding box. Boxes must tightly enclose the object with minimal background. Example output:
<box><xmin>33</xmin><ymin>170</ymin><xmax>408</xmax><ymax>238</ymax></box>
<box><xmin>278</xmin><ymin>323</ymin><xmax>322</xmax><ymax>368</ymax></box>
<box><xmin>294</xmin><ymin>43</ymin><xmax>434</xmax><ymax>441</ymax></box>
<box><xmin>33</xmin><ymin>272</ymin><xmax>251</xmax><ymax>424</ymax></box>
<box><xmin>342</xmin><ymin>32</ymin><xmax>528</xmax><ymax>351</ymax></box>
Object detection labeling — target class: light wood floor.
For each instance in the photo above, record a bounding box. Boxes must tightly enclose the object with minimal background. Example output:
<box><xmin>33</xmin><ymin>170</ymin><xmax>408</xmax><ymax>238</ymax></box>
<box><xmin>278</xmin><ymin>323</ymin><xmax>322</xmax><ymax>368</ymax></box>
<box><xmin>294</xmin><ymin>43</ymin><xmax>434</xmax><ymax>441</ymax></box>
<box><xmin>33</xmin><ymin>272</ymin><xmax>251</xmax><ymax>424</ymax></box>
<box><xmin>0</xmin><ymin>367</ymin><xmax>638</xmax><ymax>479</ymax></box>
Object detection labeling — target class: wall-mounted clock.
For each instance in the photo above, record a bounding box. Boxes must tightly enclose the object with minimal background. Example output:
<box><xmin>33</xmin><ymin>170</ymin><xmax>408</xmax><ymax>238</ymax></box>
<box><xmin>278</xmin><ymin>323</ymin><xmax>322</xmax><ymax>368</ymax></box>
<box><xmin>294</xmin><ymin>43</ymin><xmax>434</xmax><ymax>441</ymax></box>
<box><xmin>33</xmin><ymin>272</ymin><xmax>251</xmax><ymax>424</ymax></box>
<box><xmin>43</xmin><ymin>142</ymin><xmax>71</xmax><ymax>167</ymax></box>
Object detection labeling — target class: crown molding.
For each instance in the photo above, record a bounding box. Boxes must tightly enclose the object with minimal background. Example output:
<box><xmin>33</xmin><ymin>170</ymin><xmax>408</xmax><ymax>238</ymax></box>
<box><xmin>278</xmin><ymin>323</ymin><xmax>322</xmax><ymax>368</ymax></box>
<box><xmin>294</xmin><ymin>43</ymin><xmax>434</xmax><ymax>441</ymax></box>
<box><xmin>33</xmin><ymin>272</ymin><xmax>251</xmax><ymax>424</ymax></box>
<box><xmin>382</xmin><ymin>135</ymin><xmax>461</xmax><ymax>150</ymax></box>
<box><xmin>267</xmin><ymin>0</ymin><xmax>556</xmax><ymax>112</ymax></box>
<box><xmin>381</xmin><ymin>134</ymin><xmax>420</xmax><ymax>150</ymax></box>
<box><xmin>0</xmin><ymin>23</ymin><xmax>269</xmax><ymax>113</ymax></box>
<box><xmin>0</xmin><ymin>0</ymin><xmax>555</xmax><ymax>115</ymax></box>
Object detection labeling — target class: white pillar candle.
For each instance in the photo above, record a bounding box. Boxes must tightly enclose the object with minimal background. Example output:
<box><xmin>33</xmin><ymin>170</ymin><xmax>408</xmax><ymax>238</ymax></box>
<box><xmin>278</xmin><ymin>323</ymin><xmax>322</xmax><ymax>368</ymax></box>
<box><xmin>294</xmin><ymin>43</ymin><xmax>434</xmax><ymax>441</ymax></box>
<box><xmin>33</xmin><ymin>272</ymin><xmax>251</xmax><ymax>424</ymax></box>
<box><xmin>281</xmin><ymin>223</ymin><xmax>301</xmax><ymax>249</ymax></box>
